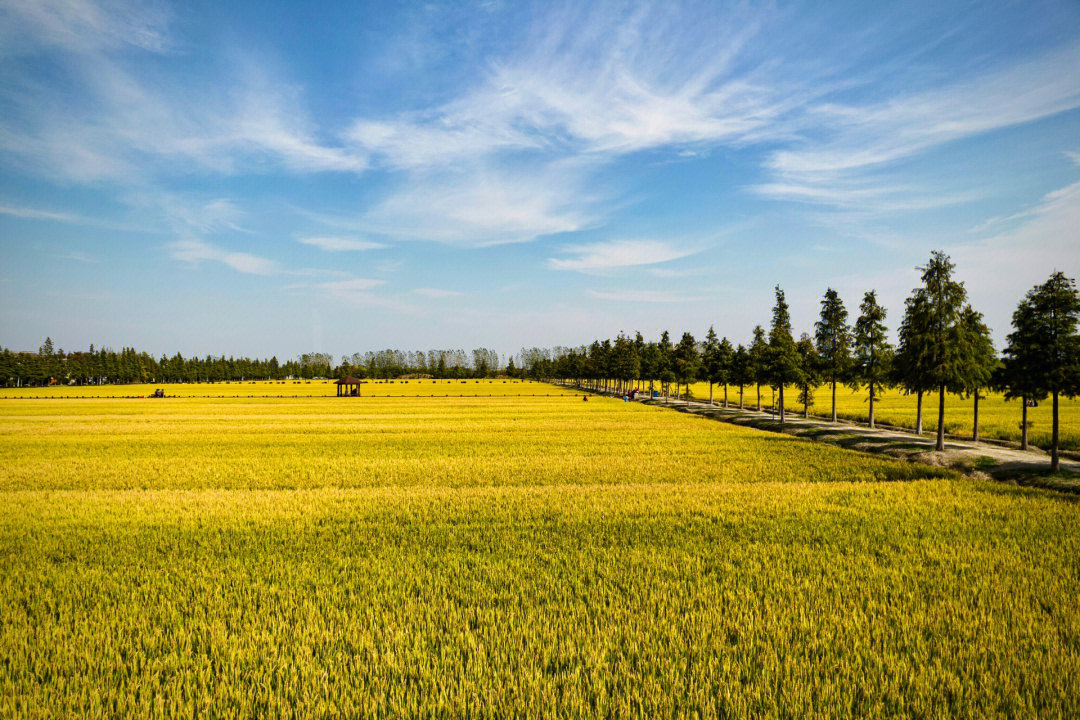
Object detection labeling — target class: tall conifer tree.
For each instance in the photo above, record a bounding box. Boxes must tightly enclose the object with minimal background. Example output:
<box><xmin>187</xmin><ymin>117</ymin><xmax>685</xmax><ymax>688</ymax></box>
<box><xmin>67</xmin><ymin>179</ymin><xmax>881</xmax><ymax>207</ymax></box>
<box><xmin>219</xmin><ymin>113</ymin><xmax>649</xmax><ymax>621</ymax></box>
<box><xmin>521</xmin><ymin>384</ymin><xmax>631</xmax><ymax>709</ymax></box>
<box><xmin>958</xmin><ymin>307</ymin><xmax>996</xmax><ymax>442</ymax></box>
<box><xmin>796</xmin><ymin>333</ymin><xmax>821</xmax><ymax>419</ymax></box>
<box><xmin>701</xmin><ymin>326</ymin><xmax>721</xmax><ymax>406</ymax></box>
<box><xmin>1013</xmin><ymin>272</ymin><xmax>1080</xmax><ymax>471</ymax></box>
<box><xmin>894</xmin><ymin>291</ymin><xmax>934</xmax><ymax>434</ymax></box>
<box><xmin>850</xmin><ymin>291</ymin><xmax>892</xmax><ymax>428</ymax></box>
<box><xmin>748</xmin><ymin>326</ymin><xmax>768</xmax><ymax>411</ymax></box>
<box><xmin>1000</xmin><ymin>293</ymin><xmax>1047</xmax><ymax>450</ymax></box>
<box><xmin>814</xmin><ymin>288</ymin><xmax>851</xmax><ymax>422</ymax></box>
<box><xmin>768</xmin><ymin>286</ymin><xmax>803</xmax><ymax>425</ymax></box>
<box><xmin>904</xmin><ymin>251</ymin><xmax>972</xmax><ymax>451</ymax></box>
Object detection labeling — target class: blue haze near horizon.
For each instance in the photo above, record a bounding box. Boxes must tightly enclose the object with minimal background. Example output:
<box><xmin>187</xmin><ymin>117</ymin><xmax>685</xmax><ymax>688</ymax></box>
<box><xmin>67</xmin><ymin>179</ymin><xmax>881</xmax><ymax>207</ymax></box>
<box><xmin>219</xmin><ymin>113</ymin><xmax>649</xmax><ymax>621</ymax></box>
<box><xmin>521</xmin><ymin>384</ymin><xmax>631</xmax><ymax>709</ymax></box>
<box><xmin>1</xmin><ymin>0</ymin><xmax>1078</xmax><ymax>361</ymax></box>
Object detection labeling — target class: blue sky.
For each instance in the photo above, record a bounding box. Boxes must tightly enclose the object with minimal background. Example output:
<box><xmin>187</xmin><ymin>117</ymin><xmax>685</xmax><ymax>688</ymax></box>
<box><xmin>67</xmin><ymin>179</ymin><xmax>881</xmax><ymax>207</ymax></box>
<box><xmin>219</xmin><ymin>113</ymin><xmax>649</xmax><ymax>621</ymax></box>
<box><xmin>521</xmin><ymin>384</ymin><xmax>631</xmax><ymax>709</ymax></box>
<box><xmin>1</xmin><ymin>0</ymin><xmax>1078</xmax><ymax>360</ymax></box>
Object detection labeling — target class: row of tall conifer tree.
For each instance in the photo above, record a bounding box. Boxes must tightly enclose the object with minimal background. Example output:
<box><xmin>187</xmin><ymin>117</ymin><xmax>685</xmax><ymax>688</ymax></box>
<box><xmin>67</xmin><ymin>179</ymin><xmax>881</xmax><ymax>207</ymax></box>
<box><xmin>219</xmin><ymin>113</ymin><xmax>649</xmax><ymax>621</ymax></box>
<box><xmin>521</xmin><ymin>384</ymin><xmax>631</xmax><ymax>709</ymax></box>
<box><xmin>524</xmin><ymin>252</ymin><xmax>1080</xmax><ymax>472</ymax></box>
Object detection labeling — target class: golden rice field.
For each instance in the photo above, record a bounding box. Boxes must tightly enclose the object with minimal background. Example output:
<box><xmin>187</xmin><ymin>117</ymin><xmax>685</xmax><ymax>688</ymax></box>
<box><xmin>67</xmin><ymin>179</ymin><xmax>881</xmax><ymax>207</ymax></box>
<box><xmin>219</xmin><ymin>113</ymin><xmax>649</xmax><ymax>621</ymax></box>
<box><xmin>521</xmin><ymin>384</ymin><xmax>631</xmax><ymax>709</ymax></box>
<box><xmin>686</xmin><ymin>381</ymin><xmax>1080</xmax><ymax>450</ymax></box>
<box><xmin>0</xmin><ymin>378</ymin><xmax>548</xmax><ymax>398</ymax></box>
<box><xmin>2</xmin><ymin>382</ymin><xmax>1079</xmax><ymax>717</ymax></box>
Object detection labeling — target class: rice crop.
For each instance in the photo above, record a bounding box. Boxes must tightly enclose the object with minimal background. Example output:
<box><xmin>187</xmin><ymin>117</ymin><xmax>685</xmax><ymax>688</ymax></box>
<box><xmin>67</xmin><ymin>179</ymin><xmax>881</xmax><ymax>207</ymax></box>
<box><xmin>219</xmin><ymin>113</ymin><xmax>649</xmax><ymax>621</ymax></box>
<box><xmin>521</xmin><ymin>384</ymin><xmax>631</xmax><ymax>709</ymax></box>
<box><xmin>1</xmin><ymin>383</ymin><xmax>1078</xmax><ymax>718</ymax></box>
<box><xmin>686</xmin><ymin>381</ymin><xmax>1080</xmax><ymax>450</ymax></box>
<box><xmin>0</xmin><ymin>378</ymin><xmax>551</xmax><ymax>398</ymax></box>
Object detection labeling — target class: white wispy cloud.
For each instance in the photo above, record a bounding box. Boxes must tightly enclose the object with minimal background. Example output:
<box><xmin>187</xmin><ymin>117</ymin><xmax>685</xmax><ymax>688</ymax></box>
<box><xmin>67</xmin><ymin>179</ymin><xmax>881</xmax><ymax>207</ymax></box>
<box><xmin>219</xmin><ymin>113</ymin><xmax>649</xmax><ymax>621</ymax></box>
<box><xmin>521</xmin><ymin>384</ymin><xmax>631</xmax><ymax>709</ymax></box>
<box><xmin>3</xmin><ymin>0</ymin><xmax>1079</xmax><ymax>269</ymax></box>
<box><xmin>319</xmin><ymin>277</ymin><xmax>384</xmax><ymax>292</ymax></box>
<box><xmin>158</xmin><ymin>196</ymin><xmax>252</xmax><ymax>235</ymax></box>
<box><xmin>1066</xmin><ymin>150</ymin><xmax>1080</xmax><ymax>167</ymax></box>
<box><xmin>298</xmin><ymin>237</ymin><xmax>386</xmax><ymax>252</ymax></box>
<box><xmin>348</xmin><ymin>3</ymin><xmax>784</xmax><ymax>168</ymax></box>
<box><xmin>170</xmin><ymin>239</ymin><xmax>278</xmax><ymax>275</ymax></box>
<box><xmin>758</xmin><ymin>44</ymin><xmax>1080</xmax><ymax>208</ymax></box>
<box><xmin>345</xmin><ymin>117</ymin><xmax>540</xmax><ymax>170</ymax></box>
<box><xmin>317</xmin><ymin>277</ymin><xmax>420</xmax><ymax>314</ymax></box>
<box><xmin>950</xmin><ymin>181</ymin><xmax>1080</xmax><ymax>295</ymax></box>
<box><xmin>587</xmin><ymin>289</ymin><xmax>701</xmax><ymax>303</ymax></box>
<box><xmin>548</xmin><ymin>239</ymin><xmax>697</xmax><ymax>273</ymax></box>
<box><xmin>0</xmin><ymin>202</ymin><xmax>147</xmax><ymax>231</ymax></box>
<box><xmin>55</xmin><ymin>250</ymin><xmax>98</xmax><ymax>263</ymax></box>
<box><xmin>0</xmin><ymin>0</ymin><xmax>174</xmax><ymax>55</ymax></box>
<box><xmin>328</xmin><ymin>2</ymin><xmax>798</xmax><ymax>246</ymax></box>
<box><xmin>648</xmin><ymin>267</ymin><xmax>708</xmax><ymax>278</ymax></box>
<box><xmin>0</xmin><ymin>203</ymin><xmax>92</xmax><ymax>223</ymax></box>
<box><xmin>413</xmin><ymin>287</ymin><xmax>463</xmax><ymax>298</ymax></box>
<box><xmin>230</xmin><ymin>71</ymin><xmax>367</xmax><ymax>173</ymax></box>
<box><xmin>0</xmin><ymin>6</ymin><xmax>366</xmax><ymax>181</ymax></box>
<box><xmin>358</xmin><ymin>164</ymin><xmax>591</xmax><ymax>246</ymax></box>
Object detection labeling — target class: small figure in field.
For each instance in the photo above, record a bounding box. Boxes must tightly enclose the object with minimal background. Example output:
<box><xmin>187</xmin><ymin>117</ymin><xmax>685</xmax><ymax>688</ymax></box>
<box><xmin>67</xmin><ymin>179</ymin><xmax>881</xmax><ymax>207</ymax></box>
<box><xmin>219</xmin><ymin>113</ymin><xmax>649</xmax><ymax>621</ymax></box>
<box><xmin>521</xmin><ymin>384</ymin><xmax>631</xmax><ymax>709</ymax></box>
<box><xmin>582</xmin><ymin>395</ymin><xmax>588</xmax><ymax>402</ymax></box>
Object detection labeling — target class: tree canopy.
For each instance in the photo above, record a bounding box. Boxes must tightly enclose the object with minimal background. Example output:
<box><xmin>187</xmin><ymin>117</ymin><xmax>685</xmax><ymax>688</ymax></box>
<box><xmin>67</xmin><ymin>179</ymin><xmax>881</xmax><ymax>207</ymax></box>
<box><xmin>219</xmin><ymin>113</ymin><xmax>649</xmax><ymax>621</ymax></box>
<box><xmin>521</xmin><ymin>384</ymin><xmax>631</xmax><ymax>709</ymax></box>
<box><xmin>850</xmin><ymin>290</ymin><xmax>892</xmax><ymax>428</ymax></box>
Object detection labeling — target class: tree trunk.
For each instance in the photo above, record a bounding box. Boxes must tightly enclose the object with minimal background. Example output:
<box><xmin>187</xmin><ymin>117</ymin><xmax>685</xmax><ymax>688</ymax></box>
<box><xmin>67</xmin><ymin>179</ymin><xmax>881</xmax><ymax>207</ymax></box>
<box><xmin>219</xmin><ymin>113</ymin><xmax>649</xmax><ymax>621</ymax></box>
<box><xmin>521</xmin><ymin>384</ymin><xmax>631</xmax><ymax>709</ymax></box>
<box><xmin>973</xmin><ymin>391</ymin><xmax>980</xmax><ymax>443</ymax></box>
<box><xmin>869</xmin><ymin>386</ymin><xmax>875</xmax><ymax>428</ymax></box>
<box><xmin>916</xmin><ymin>391</ymin><xmax>923</xmax><ymax>434</ymax></box>
<box><xmin>756</xmin><ymin>384</ymin><xmax>761</xmax><ymax>411</ymax></box>
<box><xmin>831</xmin><ymin>380</ymin><xmax>837</xmax><ymax>422</ymax></box>
<box><xmin>1021</xmin><ymin>396</ymin><xmax>1028</xmax><ymax>451</ymax></box>
<box><xmin>1051</xmin><ymin>390</ymin><xmax>1060</xmax><ymax>473</ymax></box>
<box><xmin>739</xmin><ymin>385</ymin><xmax>744</xmax><ymax>409</ymax></box>
<box><xmin>936</xmin><ymin>383</ymin><xmax>946</xmax><ymax>451</ymax></box>
<box><xmin>778</xmin><ymin>385</ymin><xmax>785</xmax><ymax>425</ymax></box>
<box><xmin>723</xmin><ymin>384</ymin><xmax>728</xmax><ymax>409</ymax></box>
<box><xmin>709</xmin><ymin>383</ymin><xmax>714</xmax><ymax>406</ymax></box>
<box><xmin>804</xmin><ymin>387</ymin><xmax>810</xmax><ymax>419</ymax></box>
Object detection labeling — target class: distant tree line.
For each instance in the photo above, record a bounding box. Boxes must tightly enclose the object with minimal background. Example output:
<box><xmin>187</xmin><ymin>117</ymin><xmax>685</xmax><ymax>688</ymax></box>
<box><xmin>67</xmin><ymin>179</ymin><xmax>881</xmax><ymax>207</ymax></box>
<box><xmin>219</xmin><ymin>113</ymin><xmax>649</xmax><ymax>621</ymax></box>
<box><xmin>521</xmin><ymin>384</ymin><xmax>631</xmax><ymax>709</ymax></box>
<box><xmin>0</xmin><ymin>345</ymin><xmax>510</xmax><ymax>388</ymax></box>
<box><xmin>0</xmin><ymin>345</ymin><xmax>331</xmax><ymax>386</ymax></box>
<box><xmin>523</xmin><ymin>252</ymin><xmax>1080</xmax><ymax>473</ymax></box>
<box><xmin>336</xmin><ymin>348</ymin><xmax>503</xmax><ymax>379</ymax></box>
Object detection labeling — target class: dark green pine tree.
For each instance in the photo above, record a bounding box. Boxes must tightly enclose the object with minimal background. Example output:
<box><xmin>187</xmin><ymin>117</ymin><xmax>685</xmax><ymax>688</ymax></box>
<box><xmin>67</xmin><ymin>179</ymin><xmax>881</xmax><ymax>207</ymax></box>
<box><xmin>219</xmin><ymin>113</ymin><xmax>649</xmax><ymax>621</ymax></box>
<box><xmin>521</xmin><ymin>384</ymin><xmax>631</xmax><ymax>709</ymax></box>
<box><xmin>658</xmin><ymin>331</ymin><xmax>674</xmax><ymax>400</ymax></box>
<box><xmin>906</xmin><ymin>251</ymin><xmax>972</xmax><ymax>451</ymax></box>
<box><xmin>701</xmin><ymin>326</ymin><xmax>721</xmax><ymax>406</ymax></box>
<box><xmin>958</xmin><ymin>306</ymin><xmax>996</xmax><ymax>443</ymax></box>
<box><xmin>814</xmin><ymin>288</ymin><xmax>852</xmax><ymax>422</ymax></box>
<box><xmin>612</xmin><ymin>333</ymin><xmax>640</xmax><ymax>396</ymax></box>
<box><xmin>673</xmin><ymin>332</ymin><xmax>699</xmax><ymax>400</ymax></box>
<box><xmin>633</xmin><ymin>331</ymin><xmax>646</xmax><ymax>391</ymax></box>
<box><xmin>640</xmin><ymin>341</ymin><xmax>661</xmax><ymax>396</ymax></box>
<box><xmin>893</xmin><ymin>290</ymin><xmax>934</xmax><ymax>434</ymax></box>
<box><xmin>748</xmin><ymin>325</ymin><xmax>768</xmax><ymax>411</ymax></box>
<box><xmin>796</xmin><ymin>333</ymin><xmax>821</xmax><ymax>419</ymax></box>
<box><xmin>1000</xmin><ymin>291</ymin><xmax>1047</xmax><ymax>450</ymax></box>
<box><xmin>850</xmin><ymin>290</ymin><xmax>892</xmax><ymax>428</ymax></box>
<box><xmin>717</xmin><ymin>337</ymin><xmax>734</xmax><ymax>408</ymax></box>
<box><xmin>1017</xmin><ymin>272</ymin><xmax>1080</xmax><ymax>472</ymax></box>
<box><xmin>731</xmin><ymin>345</ymin><xmax>750</xmax><ymax>409</ymax></box>
<box><xmin>768</xmin><ymin>286</ymin><xmax>804</xmax><ymax>425</ymax></box>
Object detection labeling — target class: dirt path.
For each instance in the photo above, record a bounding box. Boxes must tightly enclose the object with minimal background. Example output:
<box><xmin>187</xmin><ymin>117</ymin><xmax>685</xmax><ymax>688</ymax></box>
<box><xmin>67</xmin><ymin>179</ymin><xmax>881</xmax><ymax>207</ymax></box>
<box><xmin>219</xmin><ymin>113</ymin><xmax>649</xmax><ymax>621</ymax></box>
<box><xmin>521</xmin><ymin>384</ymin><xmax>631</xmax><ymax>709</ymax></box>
<box><xmin>632</xmin><ymin>394</ymin><xmax>1080</xmax><ymax>491</ymax></box>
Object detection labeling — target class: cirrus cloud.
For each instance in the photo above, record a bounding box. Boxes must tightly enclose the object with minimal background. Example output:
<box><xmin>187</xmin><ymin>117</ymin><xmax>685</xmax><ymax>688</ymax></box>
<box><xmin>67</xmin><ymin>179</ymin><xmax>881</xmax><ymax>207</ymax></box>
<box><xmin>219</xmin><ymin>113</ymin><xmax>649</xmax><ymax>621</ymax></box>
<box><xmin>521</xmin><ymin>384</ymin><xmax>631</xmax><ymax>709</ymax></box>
<box><xmin>298</xmin><ymin>237</ymin><xmax>386</xmax><ymax>252</ymax></box>
<box><xmin>169</xmin><ymin>239</ymin><xmax>278</xmax><ymax>275</ymax></box>
<box><xmin>548</xmin><ymin>239</ymin><xmax>698</xmax><ymax>273</ymax></box>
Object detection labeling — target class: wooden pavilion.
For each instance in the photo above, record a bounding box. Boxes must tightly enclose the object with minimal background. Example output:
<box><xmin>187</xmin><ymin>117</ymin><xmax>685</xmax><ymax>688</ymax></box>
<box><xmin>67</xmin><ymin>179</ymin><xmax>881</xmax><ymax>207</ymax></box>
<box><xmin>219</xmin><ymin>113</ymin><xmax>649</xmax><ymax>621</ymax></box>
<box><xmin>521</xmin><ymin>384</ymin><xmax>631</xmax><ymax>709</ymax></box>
<box><xmin>335</xmin><ymin>376</ymin><xmax>363</xmax><ymax>397</ymax></box>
